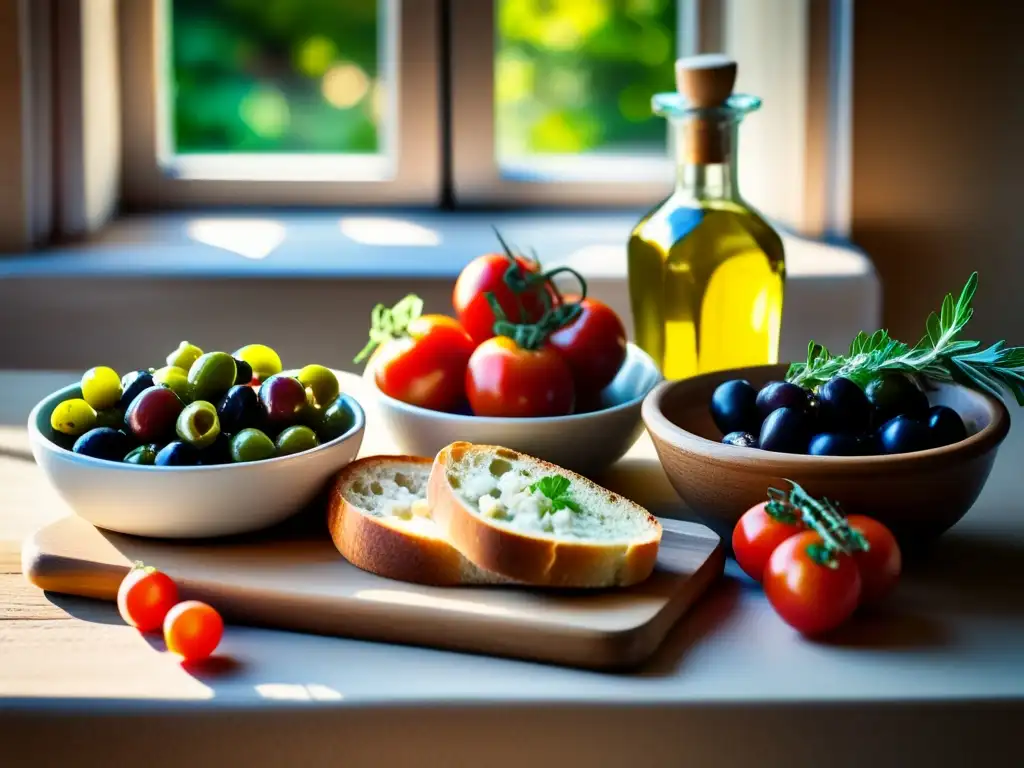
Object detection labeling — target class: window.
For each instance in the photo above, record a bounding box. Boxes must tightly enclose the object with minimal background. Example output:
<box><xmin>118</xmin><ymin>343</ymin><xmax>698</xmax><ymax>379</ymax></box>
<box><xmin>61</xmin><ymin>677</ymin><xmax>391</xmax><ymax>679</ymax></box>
<box><xmin>495</xmin><ymin>0</ymin><xmax>680</xmax><ymax>172</ymax></box>
<box><xmin>120</xmin><ymin>0</ymin><xmax>441</xmax><ymax>207</ymax></box>
<box><xmin>450</xmin><ymin>0</ymin><xmax>693</xmax><ymax>205</ymax></box>
<box><xmin>165</xmin><ymin>0</ymin><xmax>392</xmax><ymax>181</ymax></box>
<box><xmin>2</xmin><ymin>0</ymin><xmax>837</xmax><ymax>240</ymax></box>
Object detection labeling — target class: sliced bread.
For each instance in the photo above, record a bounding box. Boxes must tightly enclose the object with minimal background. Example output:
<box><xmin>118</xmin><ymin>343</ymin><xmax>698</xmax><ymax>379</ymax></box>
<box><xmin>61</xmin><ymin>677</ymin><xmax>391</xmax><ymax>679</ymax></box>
<box><xmin>327</xmin><ymin>455</ymin><xmax>511</xmax><ymax>586</ymax></box>
<box><xmin>427</xmin><ymin>442</ymin><xmax>662</xmax><ymax>588</ymax></box>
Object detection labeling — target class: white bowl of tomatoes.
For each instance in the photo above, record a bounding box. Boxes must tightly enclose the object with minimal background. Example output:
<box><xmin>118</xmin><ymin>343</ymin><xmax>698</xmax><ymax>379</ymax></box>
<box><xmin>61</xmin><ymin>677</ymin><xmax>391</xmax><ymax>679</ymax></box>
<box><xmin>356</xmin><ymin>238</ymin><xmax>662</xmax><ymax>477</ymax></box>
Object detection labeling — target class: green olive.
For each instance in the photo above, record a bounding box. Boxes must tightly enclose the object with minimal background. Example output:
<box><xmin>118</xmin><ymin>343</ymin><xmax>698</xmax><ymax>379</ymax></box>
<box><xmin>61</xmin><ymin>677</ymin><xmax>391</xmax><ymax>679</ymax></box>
<box><xmin>93</xmin><ymin>408</ymin><xmax>126</xmax><ymax>430</ymax></box>
<box><xmin>81</xmin><ymin>367</ymin><xmax>122</xmax><ymax>410</ymax></box>
<box><xmin>297</xmin><ymin>364</ymin><xmax>340</xmax><ymax>408</ymax></box>
<box><xmin>167</xmin><ymin>341</ymin><xmax>204</xmax><ymax>371</ymax></box>
<box><xmin>124</xmin><ymin>444</ymin><xmax>159</xmax><ymax>465</ymax></box>
<box><xmin>187</xmin><ymin>352</ymin><xmax>237</xmax><ymax>402</ymax></box>
<box><xmin>153</xmin><ymin>365</ymin><xmax>194</xmax><ymax>403</ymax></box>
<box><xmin>175</xmin><ymin>400</ymin><xmax>221</xmax><ymax>449</ymax></box>
<box><xmin>297</xmin><ymin>402</ymin><xmax>325</xmax><ymax>433</ymax></box>
<box><xmin>275</xmin><ymin>425</ymin><xmax>320</xmax><ymax>456</ymax></box>
<box><xmin>233</xmin><ymin>344</ymin><xmax>282</xmax><ymax>381</ymax></box>
<box><xmin>319</xmin><ymin>396</ymin><xmax>355</xmax><ymax>442</ymax></box>
<box><xmin>50</xmin><ymin>398</ymin><xmax>98</xmax><ymax>437</ymax></box>
<box><xmin>230</xmin><ymin>428</ymin><xmax>276</xmax><ymax>463</ymax></box>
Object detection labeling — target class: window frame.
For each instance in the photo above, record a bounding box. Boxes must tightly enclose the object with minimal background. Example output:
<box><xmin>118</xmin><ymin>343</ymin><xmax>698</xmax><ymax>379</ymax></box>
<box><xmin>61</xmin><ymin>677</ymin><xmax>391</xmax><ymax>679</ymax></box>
<box><xmin>118</xmin><ymin>0</ymin><xmax>443</xmax><ymax>209</ymax></box>
<box><xmin>448</xmin><ymin>0</ymin><xmax>698</xmax><ymax>208</ymax></box>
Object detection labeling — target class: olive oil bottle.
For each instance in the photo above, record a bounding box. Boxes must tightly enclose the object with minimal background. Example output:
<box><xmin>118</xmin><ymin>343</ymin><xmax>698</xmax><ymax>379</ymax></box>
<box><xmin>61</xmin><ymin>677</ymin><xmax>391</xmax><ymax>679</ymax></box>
<box><xmin>628</xmin><ymin>55</ymin><xmax>785</xmax><ymax>380</ymax></box>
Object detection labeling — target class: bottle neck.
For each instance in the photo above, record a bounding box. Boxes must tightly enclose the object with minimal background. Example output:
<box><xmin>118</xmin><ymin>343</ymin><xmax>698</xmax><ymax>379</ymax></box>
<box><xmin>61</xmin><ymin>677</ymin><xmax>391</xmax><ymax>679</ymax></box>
<box><xmin>672</xmin><ymin>116</ymin><xmax>740</xmax><ymax>201</ymax></box>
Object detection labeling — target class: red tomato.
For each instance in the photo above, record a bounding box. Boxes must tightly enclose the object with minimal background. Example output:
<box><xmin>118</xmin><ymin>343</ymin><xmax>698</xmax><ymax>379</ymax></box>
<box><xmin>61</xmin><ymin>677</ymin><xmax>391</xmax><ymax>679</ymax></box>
<box><xmin>547</xmin><ymin>296</ymin><xmax>628</xmax><ymax>396</ymax></box>
<box><xmin>453</xmin><ymin>253</ymin><xmax>556</xmax><ymax>344</ymax></box>
<box><xmin>466</xmin><ymin>336</ymin><xmax>574</xmax><ymax>417</ymax></box>
<box><xmin>732</xmin><ymin>501</ymin><xmax>805</xmax><ymax>582</ymax></box>
<box><xmin>373</xmin><ymin>314</ymin><xmax>475</xmax><ymax>412</ymax></box>
<box><xmin>163</xmin><ymin>601</ymin><xmax>224</xmax><ymax>662</ymax></box>
<box><xmin>117</xmin><ymin>564</ymin><xmax>178</xmax><ymax>632</ymax></box>
<box><xmin>764</xmin><ymin>531</ymin><xmax>862</xmax><ymax>635</ymax></box>
<box><xmin>846</xmin><ymin>515</ymin><xmax>901</xmax><ymax>603</ymax></box>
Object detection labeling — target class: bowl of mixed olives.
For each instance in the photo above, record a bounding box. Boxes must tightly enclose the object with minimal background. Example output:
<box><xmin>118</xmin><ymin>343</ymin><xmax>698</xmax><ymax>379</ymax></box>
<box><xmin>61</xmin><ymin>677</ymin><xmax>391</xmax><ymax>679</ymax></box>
<box><xmin>642</xmin><ymin>364</ymin><xmax>1010</xmax><ymax>546</ymax></box>
<box><xmin>28</xmin><ymin>342</ymin><xmax>365</xmax><ymax>539</ymax></box>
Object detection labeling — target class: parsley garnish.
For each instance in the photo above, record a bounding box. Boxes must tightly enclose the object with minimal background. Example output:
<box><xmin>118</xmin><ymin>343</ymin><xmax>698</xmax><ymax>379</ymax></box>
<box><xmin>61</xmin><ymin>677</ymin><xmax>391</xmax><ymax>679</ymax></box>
<box><xmin>529</xmin><ymin>475</ymin><xmax>581</xmax><ymax>514</ymax></box>
<box><xmin>787</xmin><ymin>272</ymin><xmax>1024</xmax><ymax>405</ymax></box>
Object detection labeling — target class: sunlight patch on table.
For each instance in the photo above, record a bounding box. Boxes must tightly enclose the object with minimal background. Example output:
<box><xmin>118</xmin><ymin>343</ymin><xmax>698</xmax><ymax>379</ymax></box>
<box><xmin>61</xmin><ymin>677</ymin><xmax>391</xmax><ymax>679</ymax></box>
<box><xmin>187</xmin><ymin>218</ymin><xmax>287</xmax><ymax>260</ymax></box>
<box><xmin>256</xmin><ymin>683</ymin><xmax>344</xmax><ymax>701</ymax></box>
<box><xmin>339</xmin><ymin>217</ymin><xmax>441</xmax><ymax>247</ymax></box>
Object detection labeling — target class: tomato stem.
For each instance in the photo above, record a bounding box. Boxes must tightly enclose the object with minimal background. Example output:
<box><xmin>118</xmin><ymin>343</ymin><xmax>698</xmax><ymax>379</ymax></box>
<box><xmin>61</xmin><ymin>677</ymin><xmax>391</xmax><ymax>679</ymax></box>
<box><xmin>486</xmin><ymin>291</ymin><xmax>583</xmax><ymax>351</ymax></box>
<box><xmin>491</xmin><ymin>226</ymin><xmax>589</xmax><ymax>316</ymax></box>
<box><xmin>353</xmin><ymin>294</ymin><xmax>424</xmax><ymax>364</ymax></box>
<box><xmin>767</xmin><ymin>481</ymin><xmax>871</xmax><ymax>567</ymax></box>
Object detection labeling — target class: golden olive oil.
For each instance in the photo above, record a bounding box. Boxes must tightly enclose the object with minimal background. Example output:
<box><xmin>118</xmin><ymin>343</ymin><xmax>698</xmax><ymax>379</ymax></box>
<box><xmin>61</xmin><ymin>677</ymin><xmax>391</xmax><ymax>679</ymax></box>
<box><xmin>629</xmin><ymin>54</ymin><xmax>786</xmax><ymax>380</ymax></box>
<box><xmin>629</xmin><ymin>199</ymin><xmax>784</xmax><ymax>379</ymax></box>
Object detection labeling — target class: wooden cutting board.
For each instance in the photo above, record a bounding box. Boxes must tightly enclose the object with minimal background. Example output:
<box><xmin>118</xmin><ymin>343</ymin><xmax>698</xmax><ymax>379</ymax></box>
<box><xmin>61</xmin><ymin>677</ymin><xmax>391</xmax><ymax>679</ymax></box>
<box><xmin>23</xmin><ymin>511</ymin><xmax>723</xmax><ymax>671</ymax></box>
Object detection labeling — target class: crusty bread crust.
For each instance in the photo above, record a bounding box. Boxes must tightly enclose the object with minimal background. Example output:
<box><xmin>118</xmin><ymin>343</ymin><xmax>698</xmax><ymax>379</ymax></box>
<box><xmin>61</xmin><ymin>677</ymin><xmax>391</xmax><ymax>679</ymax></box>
<box><xmin>427</xmin><ymin>442</ymin><xmax>662</xmax><ymax>588</ymax></box>
<box><xmin>327</xmin><ymin>455</ymin><xmax>509</xmax><ymax>587</ymax></box>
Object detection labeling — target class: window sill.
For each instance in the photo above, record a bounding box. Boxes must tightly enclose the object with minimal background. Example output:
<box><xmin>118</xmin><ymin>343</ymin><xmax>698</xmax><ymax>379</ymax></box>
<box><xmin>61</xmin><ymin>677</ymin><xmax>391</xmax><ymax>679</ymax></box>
<box><xmin>0</xmin><ymin>210</ymin><xmax>880</xmax><ymax>372</ymax></box>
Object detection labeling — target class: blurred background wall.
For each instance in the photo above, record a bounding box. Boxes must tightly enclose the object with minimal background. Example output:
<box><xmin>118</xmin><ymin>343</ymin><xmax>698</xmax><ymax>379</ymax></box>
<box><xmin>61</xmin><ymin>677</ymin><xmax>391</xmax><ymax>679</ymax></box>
<box><xmin>852</xmin><ymin>0</ymin><xmax>1024</xmax><ymax>346</ymax></box>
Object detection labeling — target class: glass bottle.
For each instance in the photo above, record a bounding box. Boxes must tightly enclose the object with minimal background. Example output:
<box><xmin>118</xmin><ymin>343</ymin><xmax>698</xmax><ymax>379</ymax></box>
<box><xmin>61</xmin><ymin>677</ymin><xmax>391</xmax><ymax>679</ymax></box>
<box><xmin>628</xmin><ymin>55</ymin><xmax>785</xmax><ymax>380</ymax></box>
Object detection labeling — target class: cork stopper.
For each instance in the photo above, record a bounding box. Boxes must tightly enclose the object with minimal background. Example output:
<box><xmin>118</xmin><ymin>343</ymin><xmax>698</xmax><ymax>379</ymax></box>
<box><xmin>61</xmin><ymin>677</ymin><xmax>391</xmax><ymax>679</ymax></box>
<box><xmin>674</xmin><ymin>54</ymin><xmax>737</xmax><ymax>164</ymax></box>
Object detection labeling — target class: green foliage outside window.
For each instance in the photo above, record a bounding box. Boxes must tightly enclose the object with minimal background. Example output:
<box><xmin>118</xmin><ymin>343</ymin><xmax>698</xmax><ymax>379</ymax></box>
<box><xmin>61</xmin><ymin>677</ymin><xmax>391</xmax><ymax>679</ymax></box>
<box><xmin>170</xmin><ymin>0</ymin><xmax>676</xmax><ymax>157</ymax></box>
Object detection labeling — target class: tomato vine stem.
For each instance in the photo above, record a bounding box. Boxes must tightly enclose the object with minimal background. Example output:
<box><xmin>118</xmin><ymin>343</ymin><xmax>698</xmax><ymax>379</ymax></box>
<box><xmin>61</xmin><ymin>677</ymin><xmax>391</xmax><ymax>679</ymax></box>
<box><xmin>766</xmin><ymin>481</ymin><xmax>870</xmax><ymax>567</ymax></box>
<box><xmin>353</xmin><ymin>294</ymin><xmax>423</xmax><ymax>364</ymax></box>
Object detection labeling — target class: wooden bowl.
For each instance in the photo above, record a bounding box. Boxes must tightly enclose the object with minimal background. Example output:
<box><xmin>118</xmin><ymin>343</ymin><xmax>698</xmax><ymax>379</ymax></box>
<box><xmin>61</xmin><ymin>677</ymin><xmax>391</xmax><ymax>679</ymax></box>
<box><xmin>641</xmin><ymin>364</ymin><xmax>1011</xmax><ymax>547</ymax></box>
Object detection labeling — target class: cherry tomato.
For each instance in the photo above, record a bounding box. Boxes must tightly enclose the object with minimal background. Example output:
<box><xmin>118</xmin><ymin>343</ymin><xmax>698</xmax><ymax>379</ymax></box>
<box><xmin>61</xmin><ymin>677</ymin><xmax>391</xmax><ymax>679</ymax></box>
<box><xmin>548</xmin><ymin>296</ymin><xmax>628</xmax><ymax>396</ymax></box>
<box><xmin>117</xmin><ymin>564</ymin><xmax>178</xmax><ymax>632</ymax></box>
<box><xmin>163</xmin><ymin>600</ymin><xmax>224</xmax><ymax>662</ymax></box>
<box><xmin>372</xmin><ymin>314</ymin><xmax>475</xmax><ymax>412</ymax></box>
<box><xmin>764</xmin><ymin>531</ymin><xmax>862</xmax><ymax>635</ymax></box>
<box><xmin>453</xmin><ymin>253</ymin><xmax>556</xmax><ymax>345</ymax></box>
<box><xmin>846</xmin><ymin>515</ymin><xmax>902</xmax><ymax>603</ymax></box>
<box><xmin>732</xmin><ymin>501</ymin><xmax>805</xmax><ymax>582</ymax></box>
<box><xmin>466</xmin><ymin>336</ymin><xmax>574</xmax><ymax>417</ymax></box>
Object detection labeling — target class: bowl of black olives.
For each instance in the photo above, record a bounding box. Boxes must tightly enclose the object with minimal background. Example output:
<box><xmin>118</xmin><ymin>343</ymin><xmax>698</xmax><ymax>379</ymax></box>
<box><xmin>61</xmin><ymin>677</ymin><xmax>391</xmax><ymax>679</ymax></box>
<box><xmin>642</xmin><ymin>364</ymin><xmax>1010</xmax><ymax>546</ymax></box>
<box><xmin>28</xmin><ymin>342</ymin><xmax>365</xmax><ymax>539</ymax></box>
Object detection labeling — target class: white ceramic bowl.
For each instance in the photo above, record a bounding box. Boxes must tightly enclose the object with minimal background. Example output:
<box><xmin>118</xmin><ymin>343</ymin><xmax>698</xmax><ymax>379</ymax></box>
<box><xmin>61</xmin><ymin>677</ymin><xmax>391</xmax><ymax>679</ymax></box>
<box><xmin>28</xmin><ymin>380</ymin><xmax>365</xmax><ymax>539</ymax></box>
<box><xmin>370</xmin><ymin>343</ymin><xmax>662</xmax><ymax>477</ymax></box>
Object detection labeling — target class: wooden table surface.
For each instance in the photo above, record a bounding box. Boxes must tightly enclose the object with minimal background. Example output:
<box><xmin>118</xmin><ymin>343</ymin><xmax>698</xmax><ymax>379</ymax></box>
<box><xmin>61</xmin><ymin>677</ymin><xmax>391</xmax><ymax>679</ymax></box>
<box><xmin>2</xmin><ymin>371</ymin><xmax>1023</xmax><ymax>767</ymax></box>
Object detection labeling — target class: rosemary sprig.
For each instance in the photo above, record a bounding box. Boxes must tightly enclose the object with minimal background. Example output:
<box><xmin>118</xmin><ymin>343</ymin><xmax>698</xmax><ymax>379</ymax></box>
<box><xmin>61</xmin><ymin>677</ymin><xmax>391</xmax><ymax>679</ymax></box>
<box><xmin>786</xmin><ymin>272</ymin><xmax>1024</xmax><ymax>405</ymax></box>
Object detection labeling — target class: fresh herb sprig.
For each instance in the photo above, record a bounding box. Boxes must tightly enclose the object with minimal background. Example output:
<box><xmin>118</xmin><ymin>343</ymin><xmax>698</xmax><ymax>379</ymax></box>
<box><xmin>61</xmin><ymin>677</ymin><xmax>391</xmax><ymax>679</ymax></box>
<box><xmin>529</xmin><ymin>475</ymin><xmax>581</xmax><ymax>514</ymax></box>
<box><xmin>786</xmin><ymin>272</ymin><xmax>1024</xmax><ymax>405</ymax></box>
<box><xmin>766</xmin><ymin>481</ymin><xmax>868</xmax><ymax>567</ymax></box>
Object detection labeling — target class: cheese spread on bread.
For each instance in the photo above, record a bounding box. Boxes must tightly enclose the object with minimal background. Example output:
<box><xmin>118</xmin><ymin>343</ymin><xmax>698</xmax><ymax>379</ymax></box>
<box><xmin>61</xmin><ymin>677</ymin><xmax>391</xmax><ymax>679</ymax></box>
<box><xmin>475</xmin><ymin>470</ymin><xmax>575</xmax><ymax>534</ymax></box>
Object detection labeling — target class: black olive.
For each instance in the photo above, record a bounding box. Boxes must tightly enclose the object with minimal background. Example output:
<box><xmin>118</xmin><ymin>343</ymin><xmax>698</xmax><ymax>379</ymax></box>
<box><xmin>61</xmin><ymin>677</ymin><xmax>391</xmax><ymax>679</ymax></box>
<box><xmin>866</xmin><ymin>374</ymin><xmax>929</xmax><ymax>426</ymax></box>
<box><xmin>198</xmin><ymin>432</ymin><xmax>233</xmax><ymax>465</ymax></box>
<box><xmin>233</xmin><ymin>358</ymin><xmax>254</xmax><ymax>385</ymax></box>
<box><xmin>758</xmin><ymin>407</ymin><xmax>813</xmax><ymax>454</ymax></box>
<box><xmin>816</xmin><ymin>376</ymin><xmax>871</xmax><ymax>433</ymax></box>
<box><xmin>722</xmin><ymin>431</ymin><xmax>758</xmax><ymax>448</ymax></box>
<box><xmin>118</xmin><ymin>370</ymin><xmax>155</xmax><ymax>411</ymax></box>
<box><xmin>710</xmin><ymin>380</ymin><xmax>761</xmax><ymax>436</ymax></box>
<box><xmin>755</xmin><ymin>381</ymin><xmax>809</xmax><ymax>419</ymax></box>
<box><xmin>879</xmin><ymin>415</ymin><xmax>932</xmax><ymax>455</ymax></box>
<box><xmin>808</xmin><ymin>432</ymin><xmax>863</xmax><ymax>456</ymax></box>
<box><xmin>72</xmin><ymin>427</ymin><xmax>131</xmax><ymax>462</ymax></box>
<box><xmin>927</xmin><ymin>405</ymin><xmax>967</xmax><ymax>448</ymax></box>
<box><xmin>217</xmin><ymin>385</ymin><xmax>264</xmax><ymax>434</ymax></box>
<box><xmin>155</xmin><ymin>441</ymin><xmax>199</xmax><ymax>466</ymax></box>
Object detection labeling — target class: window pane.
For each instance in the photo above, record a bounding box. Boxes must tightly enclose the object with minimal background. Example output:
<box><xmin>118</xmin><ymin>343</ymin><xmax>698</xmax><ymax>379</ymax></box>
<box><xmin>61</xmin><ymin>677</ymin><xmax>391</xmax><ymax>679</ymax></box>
<box><xmin>169</xmin><ymin>0</ymin><xmax>384</xmax><ymax>155</ymax></box>
<box><xmin>495</xmin><ymin>0</ymin><xmax>678</xmax><ymax>163</ymax></box>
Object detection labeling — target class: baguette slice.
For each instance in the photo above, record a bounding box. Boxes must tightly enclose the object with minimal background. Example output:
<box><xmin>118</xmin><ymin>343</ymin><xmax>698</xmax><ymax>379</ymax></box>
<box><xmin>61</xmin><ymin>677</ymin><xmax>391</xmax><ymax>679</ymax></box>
<box><xmin>428</xmin><ymin>442</ymin><xmax>662</xmax><ymax>588</ymax></box>
<box><xmin>327</xmin><ymin>455</ymin><xmax>511</xmax><ymax>586</ymax></box>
